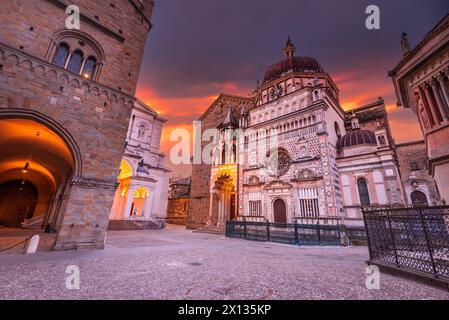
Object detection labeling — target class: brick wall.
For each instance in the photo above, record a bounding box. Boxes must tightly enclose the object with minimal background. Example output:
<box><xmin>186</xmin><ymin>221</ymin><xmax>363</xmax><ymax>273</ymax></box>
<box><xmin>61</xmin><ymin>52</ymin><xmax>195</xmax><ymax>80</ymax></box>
<box><xmin>0</xmin><ymin>0</ymin><xmax>152</xmax><ymax>249</ymax></box>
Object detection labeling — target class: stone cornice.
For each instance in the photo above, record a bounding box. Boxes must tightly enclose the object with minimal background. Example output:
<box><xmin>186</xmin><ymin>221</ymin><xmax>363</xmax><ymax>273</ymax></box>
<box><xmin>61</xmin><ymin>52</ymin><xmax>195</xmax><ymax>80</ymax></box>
<box><xmin>71</xmin><ymin>177</ymin><xmax>119</xmax><ymax>190</ymax></box>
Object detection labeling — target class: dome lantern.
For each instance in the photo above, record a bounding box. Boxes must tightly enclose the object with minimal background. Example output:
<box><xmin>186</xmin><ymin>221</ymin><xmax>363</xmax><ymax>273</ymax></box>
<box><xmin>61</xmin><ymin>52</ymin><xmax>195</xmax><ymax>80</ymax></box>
<box><xmin>283</xmin><ymin>37</ymin><xmax>296</xmax><ymax>61</ymax></box>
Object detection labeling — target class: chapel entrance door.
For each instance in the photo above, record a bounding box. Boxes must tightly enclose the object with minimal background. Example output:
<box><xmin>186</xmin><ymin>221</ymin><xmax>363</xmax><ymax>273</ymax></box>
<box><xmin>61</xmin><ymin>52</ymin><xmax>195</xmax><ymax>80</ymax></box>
<box><xmin>273</xmin><ymin>199</ymin><xmax>287</xmax><ymax>223</ymax></box>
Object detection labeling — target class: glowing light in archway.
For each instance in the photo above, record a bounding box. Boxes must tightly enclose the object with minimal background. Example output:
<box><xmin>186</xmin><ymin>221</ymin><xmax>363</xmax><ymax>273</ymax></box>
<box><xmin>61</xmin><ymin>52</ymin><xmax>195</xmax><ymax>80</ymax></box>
<box><xmin>133</xmin><ymin>187</ymin><xmax>149</xmax><ymax>199</ymax></box>
<box><xmin>118</xmin><ymin>160</ymin><xmax>133</xmax><ymax>180</ymax></box>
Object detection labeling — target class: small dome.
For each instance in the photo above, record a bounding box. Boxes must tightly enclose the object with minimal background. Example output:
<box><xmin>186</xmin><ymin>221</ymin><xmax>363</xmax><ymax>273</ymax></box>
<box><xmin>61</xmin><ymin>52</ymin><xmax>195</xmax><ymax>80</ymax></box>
<box><xmin>263</xmin><ymin>56</ymin><xmax>323</xmax><ymax>83</ymax></box>
<box><xmin>337</xmin><ymin>129</ymin><xmax>377</xmax><ymax>149</ymax></box>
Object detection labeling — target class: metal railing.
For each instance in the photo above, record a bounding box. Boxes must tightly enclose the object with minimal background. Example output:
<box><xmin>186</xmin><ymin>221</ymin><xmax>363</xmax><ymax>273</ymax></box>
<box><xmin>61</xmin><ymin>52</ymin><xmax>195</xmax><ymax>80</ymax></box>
<box><xmin>226</xmin><ymin>220</ymin><xmax>342</xmax><ymax>246</ymax></box>
<box><xmin>362</xmin><ymin>206</ymin><xmax>449</xmax><ymax>284</ymax></box>
<box><xmin>293</xmin><ymin>217</ymin><xmax>341</xmax><ymax>225</ymax></box>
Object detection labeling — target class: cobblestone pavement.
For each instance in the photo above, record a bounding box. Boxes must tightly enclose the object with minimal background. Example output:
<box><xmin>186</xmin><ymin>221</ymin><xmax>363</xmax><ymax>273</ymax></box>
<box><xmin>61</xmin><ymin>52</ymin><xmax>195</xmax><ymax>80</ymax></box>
<box><xmin>0</xmin><ymin>225</ymin><xmax>448</xmax><ymax>300</ymax></box>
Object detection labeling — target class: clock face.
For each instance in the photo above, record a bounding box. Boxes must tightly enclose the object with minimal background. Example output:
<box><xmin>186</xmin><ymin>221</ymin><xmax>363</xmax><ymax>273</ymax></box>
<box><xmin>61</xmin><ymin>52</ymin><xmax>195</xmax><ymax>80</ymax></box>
<box><xmin>270</xmin><ymin>85</ymin><xmax>284</xmax><ymax>100</ymax></box>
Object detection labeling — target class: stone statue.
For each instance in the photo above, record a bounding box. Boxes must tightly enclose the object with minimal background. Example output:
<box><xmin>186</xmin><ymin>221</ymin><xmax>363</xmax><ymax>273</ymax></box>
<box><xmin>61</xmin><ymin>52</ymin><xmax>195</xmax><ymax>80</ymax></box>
<box><xmin>414</xmin><ymin>91</ymin><xmax>430</xmax><ymax>129</ymax></box>
<box><xmin>401</xmin><ymin>33</ymin><xmax>411</xmax><ymax>56</ymax></box>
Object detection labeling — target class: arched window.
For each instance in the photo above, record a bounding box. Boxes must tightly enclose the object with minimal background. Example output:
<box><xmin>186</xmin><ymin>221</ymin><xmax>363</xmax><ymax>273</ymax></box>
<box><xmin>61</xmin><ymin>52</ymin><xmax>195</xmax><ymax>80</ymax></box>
<box><xmin>67</xmin><ymin>49</ymin><xmax>84</xmax><ymax>74</ymax></box>
<box><xmin>53</xmin><ymin>43</ymin><xmax>70</xmax><ymax>68</ymax></box>
<box><xmin>81</xmin><ymin>56</ymin><xmax>97</xmax><ymax>79</ymax></box>
<box><xmin>357</xmin><ymin>178</ymin><xmax>371</xmax><ymax>206</ymax></box>
<box><xmin>48</xmin><ymin>30</ymin><xmax>105</xmax><ymax>81</ymax></box>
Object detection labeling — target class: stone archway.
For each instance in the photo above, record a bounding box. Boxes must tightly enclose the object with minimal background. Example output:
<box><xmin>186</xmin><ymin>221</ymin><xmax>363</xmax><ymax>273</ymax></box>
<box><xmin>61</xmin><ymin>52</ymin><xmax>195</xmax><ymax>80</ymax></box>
<box><xmin>0</xmin><ymin>110</ymin><xmax>80</xmax><ymax>231</ymax></box>
<box><xmin>273</xmin><ymin>198</ymin><xmax>287</xmax><ymax>223</ymax></box>
<box><xmin>209</xmin><ymin>173</ymin><xmax>236</xmax><ymax>226</ymax></box>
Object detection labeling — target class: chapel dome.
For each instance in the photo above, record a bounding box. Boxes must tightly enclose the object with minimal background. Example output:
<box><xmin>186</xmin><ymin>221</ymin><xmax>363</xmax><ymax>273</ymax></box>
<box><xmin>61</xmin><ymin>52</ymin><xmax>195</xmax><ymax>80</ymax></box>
<box><xmin>262</xmin><ymin>38</ymin><xmax>324</xmax><ymax>84</ymax></box>
<box><xmin>337</xmin><ymin>129</ymin><xmax>377</xmax><ymax>149</ymax></box>
<box><xmin>263</xmin><ymin>56</ymin><xmax>323</xmax><ymax>83</ymax></box>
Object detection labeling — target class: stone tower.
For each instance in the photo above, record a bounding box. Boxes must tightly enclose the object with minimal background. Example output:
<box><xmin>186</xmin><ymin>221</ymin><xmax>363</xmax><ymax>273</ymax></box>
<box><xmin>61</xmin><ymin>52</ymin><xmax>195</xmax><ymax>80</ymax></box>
<box><xmin>0</xmin><ymin>0</ymin><xmax>154</xmax><ymax>250</ymax></box>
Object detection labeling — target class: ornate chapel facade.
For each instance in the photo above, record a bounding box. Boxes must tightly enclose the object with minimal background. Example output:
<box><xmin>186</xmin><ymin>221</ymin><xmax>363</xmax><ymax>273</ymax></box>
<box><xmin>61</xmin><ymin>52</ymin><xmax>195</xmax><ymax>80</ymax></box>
<box><xmin>188</xmin><ymin>39</ymin><xmax>413</xmax><ymax>229</ymax></box>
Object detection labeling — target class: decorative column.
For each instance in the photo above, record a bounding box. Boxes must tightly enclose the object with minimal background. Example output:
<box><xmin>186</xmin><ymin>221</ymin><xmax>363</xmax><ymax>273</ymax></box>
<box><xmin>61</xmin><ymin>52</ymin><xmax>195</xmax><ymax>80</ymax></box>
<box><xmin>423</xmin><ymin>83</ymin><xmax>441</xmax><ymax>125</ymax></box>
<box><xmin>64</xmin><ymin>51</ymin><xmax>73</xmax><ymax>69</ymax></box>
<box><xmin>206</xmin><ymin>192</ymin><xmax>215</xmax><ymax>225</ymax></box>
<box><xmin>417</xmin><ymin>86</ymin><xmax>435</xmax><ymax>126</ymax></box>
<box><xmin>430</xmin><ymin>79</ymin><xmax>449</xmax><ymax>122</ymax></box>
<box><xmin>437</xmin><ymin>74</ymin><xmax>449</xmax><ymax>115</ymax></box>
<box><xmin>145</xmin><ymin>188</ymin><xmax>155</xmax><ymax>220</ymax></box>
<box><xmin>124</xmin><ymin>185</ymin><xmax>135</xmax><ymax>220</ymax></box>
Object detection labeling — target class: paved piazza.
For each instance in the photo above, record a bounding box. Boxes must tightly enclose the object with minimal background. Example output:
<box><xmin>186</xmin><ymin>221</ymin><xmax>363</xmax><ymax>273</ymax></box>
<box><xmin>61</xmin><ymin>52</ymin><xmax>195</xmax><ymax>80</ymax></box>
<box><xmin>0</xmin><ymin>225</ymin><xmax>448</xmax><ymax>300</ymax></box>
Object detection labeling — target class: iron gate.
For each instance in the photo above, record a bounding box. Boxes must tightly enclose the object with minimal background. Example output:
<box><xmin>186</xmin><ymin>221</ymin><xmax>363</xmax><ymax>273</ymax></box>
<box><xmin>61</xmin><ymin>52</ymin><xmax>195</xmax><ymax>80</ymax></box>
<box><xmin>226</xmin><ymin>220</ymin><xmax>342</xmax><ymax>246</ymax></box>
<box><xmin>362</xmin><ymin>206</ymin><xmax>449</xmax><ymax>284</ymax></box>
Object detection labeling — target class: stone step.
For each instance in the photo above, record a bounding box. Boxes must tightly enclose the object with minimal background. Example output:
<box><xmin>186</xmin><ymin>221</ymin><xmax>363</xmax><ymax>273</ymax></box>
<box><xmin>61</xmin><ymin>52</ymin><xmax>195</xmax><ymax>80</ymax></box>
<box><xmin>194</xmin><ymin>225</ymin><xmax>226</xmax><ymax>235</ymax></box>
<box><xmin>108</xmin><ymin>220</ymin><xmax>164</xmax><ymax>231</ymax></box>
<box><xmin>108</xmin><ymin>220</ymin><xmax>144</xmax><ymax>231</ymax></box>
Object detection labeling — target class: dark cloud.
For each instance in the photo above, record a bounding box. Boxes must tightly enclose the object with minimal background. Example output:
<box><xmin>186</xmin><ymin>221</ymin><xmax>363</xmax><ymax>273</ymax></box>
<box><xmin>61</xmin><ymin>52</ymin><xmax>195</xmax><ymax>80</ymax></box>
<box><xmin>139</xmin><ymin>0</ymin><xmax>449</xmax><ymax>98</ymax></box>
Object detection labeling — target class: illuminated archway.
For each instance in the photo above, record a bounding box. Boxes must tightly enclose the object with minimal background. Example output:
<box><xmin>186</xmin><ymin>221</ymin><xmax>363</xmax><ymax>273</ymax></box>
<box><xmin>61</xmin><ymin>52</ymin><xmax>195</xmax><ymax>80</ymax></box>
<box><xmin>130</xmin><ymin>187</ymin><xmax>150</xmax><ymax>218</ymax></box>
<box><xmin>0</xmin><ymin>111</ymin><xmax>79</xmax><ymax>229</ymax></box>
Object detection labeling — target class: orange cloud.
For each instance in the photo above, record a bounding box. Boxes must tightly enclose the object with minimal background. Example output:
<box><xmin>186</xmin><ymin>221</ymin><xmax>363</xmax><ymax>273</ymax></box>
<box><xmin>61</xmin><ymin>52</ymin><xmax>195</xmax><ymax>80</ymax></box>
<box><xmin>137</xmin><ymin>73</ymin><xmax>422</xmax><ymax>177</ymax></box>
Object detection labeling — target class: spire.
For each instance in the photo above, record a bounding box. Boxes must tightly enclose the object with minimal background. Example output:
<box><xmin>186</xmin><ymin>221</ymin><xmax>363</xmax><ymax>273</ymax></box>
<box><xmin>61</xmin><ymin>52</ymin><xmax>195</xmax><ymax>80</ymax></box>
<box><xmin>222</xmin><ymin>108</ymin><xmax>237</xmax><ymax>127</ymax></box>
<box><xmin>284</xmin><ymin>36</ymin><xmax>296</xmax><ymax>60</ymax></box>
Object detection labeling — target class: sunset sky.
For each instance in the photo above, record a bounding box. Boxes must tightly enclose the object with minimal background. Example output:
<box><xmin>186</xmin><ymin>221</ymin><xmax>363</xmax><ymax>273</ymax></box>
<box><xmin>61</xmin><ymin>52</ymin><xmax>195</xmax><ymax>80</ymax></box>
<box><xmin>135</xmin><ymin>0</ymin><xmax>449</xmax><ymax>177</ymax></box>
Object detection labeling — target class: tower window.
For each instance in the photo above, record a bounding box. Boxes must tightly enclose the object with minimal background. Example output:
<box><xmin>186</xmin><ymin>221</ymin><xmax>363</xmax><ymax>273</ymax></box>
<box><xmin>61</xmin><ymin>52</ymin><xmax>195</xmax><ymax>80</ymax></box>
<box><xmin>53</xmin><ymin>43</ymin><xmax>70</xmax><ymax>68</ymax></box>
<box><xmin>67</xmin><ymin>49</ymin><xmax>84</xmax><ymax>74</ymax></box>
<box><xmin>48</xmin><ymin>30</ymin><xmax>104</xmax><ymax>81</ymax></box>
<box><xmin>81</xmin><ymin>56</ymin><xmax>97</xmax><ymax>79</ymax></box>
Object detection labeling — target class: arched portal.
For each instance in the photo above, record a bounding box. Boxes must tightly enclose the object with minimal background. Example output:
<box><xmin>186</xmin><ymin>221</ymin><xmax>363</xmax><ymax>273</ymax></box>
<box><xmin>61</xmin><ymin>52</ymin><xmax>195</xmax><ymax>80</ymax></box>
<box><xmin>0</xmin><ymin>116</ymin><xmax>76</xmax><ymax>230</ymax></box>
<box><xmin>273</xmin><ymin>198</ymin><xmax>287</xmax><ymax>223</ymax></box>
<box><xmin>209</xmin><ymin>173</ymin><xmax>236</xmax><ymax>225</ymax></box>
<box><xmin>411</xmin><ymin>190</ymin><xmax>428</xmax><ymax>206</ymax></box>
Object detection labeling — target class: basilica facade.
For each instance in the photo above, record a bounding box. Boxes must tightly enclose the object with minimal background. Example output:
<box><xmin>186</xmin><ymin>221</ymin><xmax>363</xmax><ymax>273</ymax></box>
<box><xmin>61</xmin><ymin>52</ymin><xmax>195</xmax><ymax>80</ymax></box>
<box><xmin>188</xmin><ymin>39</ymin><xmax>416</xmax><ymax>229</ymax></box>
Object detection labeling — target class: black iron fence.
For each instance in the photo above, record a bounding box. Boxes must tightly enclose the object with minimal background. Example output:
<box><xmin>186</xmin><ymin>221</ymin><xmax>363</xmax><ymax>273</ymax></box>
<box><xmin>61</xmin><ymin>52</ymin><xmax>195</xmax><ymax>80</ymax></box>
<box><xmin>226</xmin><ymin>220</ymin><xmax>342</xmax><ymax>246</ymax></box>
<box><xmin>363</xmin><ymin>206</ymin><xmax>449</xmax><ymax>284</ymax></box>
